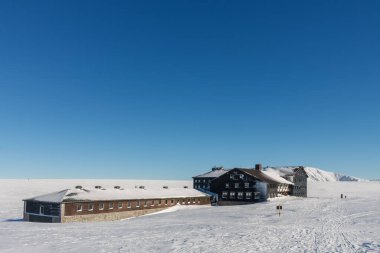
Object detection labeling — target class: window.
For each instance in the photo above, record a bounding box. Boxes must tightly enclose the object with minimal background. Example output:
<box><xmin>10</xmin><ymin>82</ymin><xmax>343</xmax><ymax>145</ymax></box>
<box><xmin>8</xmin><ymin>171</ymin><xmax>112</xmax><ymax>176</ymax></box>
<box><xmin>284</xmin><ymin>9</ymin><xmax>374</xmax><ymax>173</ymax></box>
<box><xmin>225</xmin><ymin>183</ymin><xmax>230</xmax><ymax>188</ymax></box>
<box><xmin>222</xmin><ymin>191</ymin><xmax>228</xmax><ymax>199</ymax></box>
<box><xmin>239</xmin><ymin>174</ymin><xmax>244</xmax><ymax>179</ymax></box>
<box><xmin>197</xmin><ymin>199</ymin><xmax>200</xmax><ymax>204</ymax></box>
<box><xmin>177</xmin><ymin>199</ymin><xmax>180</xmax><ymax>204</ymax></box>
<box><xmin>254</xmin><ymin>192</ymin><xmax>260</xmax><ymax>199</ymax></box>
<box><xmin>165</xmin><ymin>199</ymin><xmax>168</xmax><ymax>205</ymax></box>
<box><xmin>192</xmin><ymin>199</ymin><xmax>196</xmax><ymax>204</ymax></box>
<box><xmin>237</xmin><ymin>192</ymin><xmax>244</xmax><ymax>199</ymax></box>
<box><xmin>88</xmin><ymin>203</ymin><xmax>94</xmax><ymax>211</ymax></box>
<box><xmin>118</xmin><ymin>202</ymin><xmax>123</xmax><ymax>209</ymax></box>
<box><xmin>187</xmin><ymin>198</ymin><xmax>191</xmax><ymax>204</ymax></box>
<box><xmin>150</xmin><ymin>201</ymin><xmax>155</xmax><ymax>206</ymax></box>
<box><xmin>136</xmin><ymin>201</ymin><xmax>140</xmax><ymax>207</ymax></box>
<box><xmin>244</xmin><ymin>183</ymin><xmax>250</xmax><ymax>188</ymax></box>
<box><xmin>171</xmin><ymin>199</ymin><xmax>174</xmax><ymax>205</ymax></box>
<box><xmin>203</xmin><ymin>179</ymin><xmax>206</xmax><ymax>183</ymax></box>
<box><xmin>246</xmin><ymin>192</ymin><xmax>252</xmax><ymax>200</ymax></box>
<box><xmin>127</xmin><ymin>201</ymin><xmax>131</xmax><ymax>208</ymax></box>
<box><xmin>144</xmin><ymin>201</ymin><xmax>147</xmax><ymax>207</ymax></box>
<box><xmin>182</xmin><ymin>199</ymin><xmax>185</xmax><ymax>204</ymax></box>
<box><xmin>39</xmin><ymin>205</ymin><xmax>44</xmax><ymax>215</ymax></box>
<box><xmin>99</xmin><ymin>203</ymin><xmax>104</xmax><ymax>210</ymax></box>
<box><xmin>230</xmin><ymin>192</ymin><xmax>235</xmax><ymax>199</ymax></box>
<box><xmin>77</xmin><ymin>204</ymin><xmax>83</xmax><ymax>212</ymax></box>
<box><xmin>158</xmin><ymin>199</ymin><xmax>162</xmax><ymax>206</ymax></box>
<box><xmin>235</xmin><ymin>183</ymin><xmax>239</xmax><ymax>189</ymax></box>
<box><xmin>109</xmin><ymin>203</ymin><xmax>114</xmax><ymax>209</ymax></box>
<box><xmin>230</xmin><ymin>174</ymin><xmax>234</xmax><ymax>179</ymax></box>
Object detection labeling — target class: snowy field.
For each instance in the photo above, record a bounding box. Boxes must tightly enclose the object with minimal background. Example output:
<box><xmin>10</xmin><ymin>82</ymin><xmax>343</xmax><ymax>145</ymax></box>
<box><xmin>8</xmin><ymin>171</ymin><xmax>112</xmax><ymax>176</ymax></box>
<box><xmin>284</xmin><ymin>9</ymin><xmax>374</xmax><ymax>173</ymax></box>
<box><xmin>0</xmin><ymin>179</ymin><xmax>380</xmax><ymax>253</ymax></box>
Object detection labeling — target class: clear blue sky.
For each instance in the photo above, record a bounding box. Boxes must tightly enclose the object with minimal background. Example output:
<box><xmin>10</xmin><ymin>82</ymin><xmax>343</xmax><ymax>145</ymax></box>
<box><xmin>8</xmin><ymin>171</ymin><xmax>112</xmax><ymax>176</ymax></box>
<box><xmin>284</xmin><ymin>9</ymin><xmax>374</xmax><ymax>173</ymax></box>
<box><xmin>1</xmin><ymin>1</ymin><xmax>379</xmax><ymax>179</ymax></box>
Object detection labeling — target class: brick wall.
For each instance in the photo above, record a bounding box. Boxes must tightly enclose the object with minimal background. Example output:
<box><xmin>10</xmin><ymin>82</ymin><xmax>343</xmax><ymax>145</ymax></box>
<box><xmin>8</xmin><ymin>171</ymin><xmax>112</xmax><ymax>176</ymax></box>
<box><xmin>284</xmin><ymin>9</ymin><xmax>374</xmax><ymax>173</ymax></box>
<box><xmin>64</xmin><ymin>196</ymin><xmax>210</xmax><ymax>217</ymax></box>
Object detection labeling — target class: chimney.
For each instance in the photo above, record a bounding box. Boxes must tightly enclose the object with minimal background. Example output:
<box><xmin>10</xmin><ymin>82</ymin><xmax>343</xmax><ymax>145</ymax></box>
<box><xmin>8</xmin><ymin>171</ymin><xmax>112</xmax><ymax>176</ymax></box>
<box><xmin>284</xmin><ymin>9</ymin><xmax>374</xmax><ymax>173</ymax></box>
<box><xmin>255</xmin><ymin>164</ymin><xmax>262</xmax><ymax>171</ymax></box>
<box><xmin>212</xmin><ymin>166</ymin><xmax>223</xmax><ymax>171</ymax></box>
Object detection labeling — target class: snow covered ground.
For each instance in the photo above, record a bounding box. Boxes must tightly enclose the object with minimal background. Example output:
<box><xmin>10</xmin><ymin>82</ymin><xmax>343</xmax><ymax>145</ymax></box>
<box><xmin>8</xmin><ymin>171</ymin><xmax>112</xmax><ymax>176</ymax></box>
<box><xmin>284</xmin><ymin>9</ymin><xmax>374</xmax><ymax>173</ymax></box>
<box><xmin>0</xmin><ymin>179</ymin><xmax>379</xmax><ymax>253</ymax></box>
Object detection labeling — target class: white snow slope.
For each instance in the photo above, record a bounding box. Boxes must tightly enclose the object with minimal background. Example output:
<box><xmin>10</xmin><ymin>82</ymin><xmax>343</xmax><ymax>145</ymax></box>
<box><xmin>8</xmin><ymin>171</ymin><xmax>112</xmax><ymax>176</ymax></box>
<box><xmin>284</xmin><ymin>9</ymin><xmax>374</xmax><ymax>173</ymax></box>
<box><xmin>1</xmin><ymin>179</ymin><xmax>380</xmax><ymax>253</ymax></box>
<box><xmin>267</xmin><ymin>166</ymin><xmax>366</xmax><ymax>182</ymax></box>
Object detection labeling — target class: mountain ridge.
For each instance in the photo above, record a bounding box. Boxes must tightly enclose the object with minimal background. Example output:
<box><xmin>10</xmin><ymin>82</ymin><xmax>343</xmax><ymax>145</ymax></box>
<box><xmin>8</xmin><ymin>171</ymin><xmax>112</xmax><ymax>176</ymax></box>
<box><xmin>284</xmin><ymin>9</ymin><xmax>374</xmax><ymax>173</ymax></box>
<box><xmin>265</xmin><ymin>166</ymin><xmax>366</xmax><ymax>182</ymax></box>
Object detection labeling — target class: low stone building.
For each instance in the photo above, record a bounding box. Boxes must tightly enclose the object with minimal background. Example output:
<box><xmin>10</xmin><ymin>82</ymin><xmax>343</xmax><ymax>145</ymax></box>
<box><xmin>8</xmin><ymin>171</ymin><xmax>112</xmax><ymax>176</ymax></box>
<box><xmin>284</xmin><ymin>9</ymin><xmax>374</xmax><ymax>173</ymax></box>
<box><xmin>23</xmin><ymin>186</ymin><xmax>211</xmax><ymax>223</ymax></box>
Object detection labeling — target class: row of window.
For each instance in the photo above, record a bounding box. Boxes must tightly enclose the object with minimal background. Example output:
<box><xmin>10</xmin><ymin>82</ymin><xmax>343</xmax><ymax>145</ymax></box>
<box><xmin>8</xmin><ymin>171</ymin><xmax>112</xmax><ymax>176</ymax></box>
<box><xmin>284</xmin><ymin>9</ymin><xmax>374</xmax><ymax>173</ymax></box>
<box><xmin>225</xmin><ymin>182</ymin><xmax>254</xmax><ymax>189</ymax></box>
<box><xmin>76</xmin><ymin>198</ymin><xmax>203</xmax><ymax>212</ymax></box>
<box><xmin>294</xmin><ymin>177</ymin><xmax>307</xmax><ymax>183</ymax></box>
<box><xmin>230</xmin><ymin>174</ymin><xmax>245</xmax><ymax>180</ymax></box>
<box><xmin>221</xmin><ymin>191</ymin><xmax>260</xmax><ymax>200</ymax></box>
<box><xmin>194</xmin><ymin>179</ymin><xmax>209</xmax><ymax>183</ymax></box>
<box><xmin>194</xmin><ymin>185</ymin><xmax>210</xmax><ymax>189</ymax></box>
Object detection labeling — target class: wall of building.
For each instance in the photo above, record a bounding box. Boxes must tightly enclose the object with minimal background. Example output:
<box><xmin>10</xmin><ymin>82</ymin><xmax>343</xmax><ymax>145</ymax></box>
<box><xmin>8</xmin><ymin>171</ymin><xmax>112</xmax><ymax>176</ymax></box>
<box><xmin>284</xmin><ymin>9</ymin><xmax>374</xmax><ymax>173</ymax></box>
<box><xmin>210</xmin><ymin>169</ymin><xmax>263</xmax><ymax>203</ymax></box>
<box><xmin>293</xmin><ymin>176</ymin><xmax>307</xmax><ymax>197</ymax></box>
<box><xmin>62</xmin><ymin>196</ymin><xmax>210</xmax><ymax>222</ymax></box>
<box><xmin>256</xmin><ymin>181</ymin><xmax>268</xmax><ymax>200</ymax></box>
<box><xmin>193</xmin><ymin>177</ymin><xmax>213</xmax><ymax>190</ymax></box>
<box><xmin>61</xmin><ymin>207</ymin><xmax>168</xmax><ymax>223</ymax></box>
<box><xmin>23</xmin><ymin>213</ymin><xmax>61</xmax><ymax>223</ymax></box>
<box><xmin>23</xmin><ymin>201</ymin><xmax>61</xmax><ymax>223</ymax></box>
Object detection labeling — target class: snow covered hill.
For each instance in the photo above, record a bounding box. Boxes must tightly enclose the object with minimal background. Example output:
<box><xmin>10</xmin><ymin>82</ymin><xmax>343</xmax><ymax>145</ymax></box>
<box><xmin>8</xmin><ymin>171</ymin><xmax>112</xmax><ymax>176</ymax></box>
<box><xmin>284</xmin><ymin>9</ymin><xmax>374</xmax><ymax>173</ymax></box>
<box><xmin>266</xmin><ymin>166</ymin><xmax>366</xmax><ymax>182</ymax></box>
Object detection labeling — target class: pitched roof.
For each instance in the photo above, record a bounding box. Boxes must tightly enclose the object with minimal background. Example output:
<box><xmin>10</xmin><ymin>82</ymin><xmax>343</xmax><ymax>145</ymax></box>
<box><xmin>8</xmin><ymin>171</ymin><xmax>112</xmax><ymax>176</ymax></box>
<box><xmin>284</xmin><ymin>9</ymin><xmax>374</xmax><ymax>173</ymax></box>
<box><xmin>262</xmin><ymin>170</ymin><xmax>294</xmax><ymax>185</ymax></box>
<box><xmin>193</xmin><ymin>168</ymin><xmax>229</xmax><ymax>178</ymax></box>
<box><xmin>238</xmin><ymin>169</ymin><xmax>278</xmax><ymax>184</ymax></box>
<box><xmin>238</xmin><ymin>169</ymin><xmax>293</xmax><ymax>185</ymax></box>
<box><xmin>24</xmin><ymin>187</ymin><xmax>209</xmax><ymax>203</ymax></box>
<box><xmin>266</xmin><ymin>166</ymin><xmax>308</xmax><ymax>178</ymax></box>
<box><xmin>23</xmin><ymin>189</ymin><xmax>69</xmax><ymax>203</ymax></box>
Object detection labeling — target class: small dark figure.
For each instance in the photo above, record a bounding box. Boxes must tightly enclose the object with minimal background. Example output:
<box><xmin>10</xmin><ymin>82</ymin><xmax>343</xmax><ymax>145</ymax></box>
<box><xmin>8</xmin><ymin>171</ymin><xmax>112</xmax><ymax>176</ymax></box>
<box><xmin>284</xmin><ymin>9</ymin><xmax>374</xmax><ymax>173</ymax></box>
<box><xmin>341</xmin><ymin>194</ymin><xmax>343</xmax><ymax>199</ymax></box>
<box><xmin>345</xmin><ymin>196</ymin><xmax>347</xmax><ymax>198</ymax></box>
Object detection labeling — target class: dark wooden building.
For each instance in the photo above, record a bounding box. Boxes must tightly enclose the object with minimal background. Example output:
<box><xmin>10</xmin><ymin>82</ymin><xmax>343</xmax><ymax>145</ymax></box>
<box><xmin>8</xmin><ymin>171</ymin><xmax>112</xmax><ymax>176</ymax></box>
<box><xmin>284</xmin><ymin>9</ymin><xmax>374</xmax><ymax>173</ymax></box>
<box><xmin>208</xmin><ymin>164</ymin><xmax>294</xmax><ymax>205</ymax></box>
<box><xmin>193</xmin><ymin>166</ymin><xmax>228</xmax><ymax>191</ymax></box>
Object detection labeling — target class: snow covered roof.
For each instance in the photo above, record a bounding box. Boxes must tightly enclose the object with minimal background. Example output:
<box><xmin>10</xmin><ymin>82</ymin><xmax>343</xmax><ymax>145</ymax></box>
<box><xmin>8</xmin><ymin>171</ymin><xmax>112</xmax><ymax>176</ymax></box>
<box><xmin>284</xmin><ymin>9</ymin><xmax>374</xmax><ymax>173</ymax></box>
<box><xmin>261</xmin><ymin>170</ymin><xmax>294</xmax><ymax>185</ymax></box>
<box><xmin>237</xmin><ymin>169</ymin><xmax>292</xmax><ymax>185</ymax></box>
<box><xmin>23</xmin><ymin>189</ymin><xmax>70</xmax><ymax>203</ymax></box>
<box><xmin>24</xmin><ymin>187</ymin><xmax>210</xmax><ymax>203</ymax></box>
<box><xmin>193</xmin><ymin>168</ymin><xmax>229</xmax><ymax>178</ymax></box>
